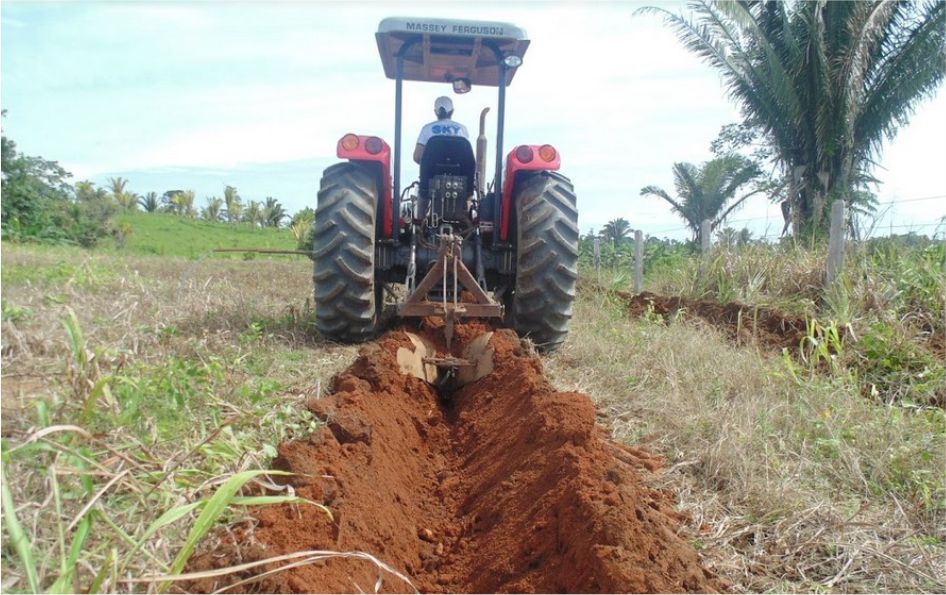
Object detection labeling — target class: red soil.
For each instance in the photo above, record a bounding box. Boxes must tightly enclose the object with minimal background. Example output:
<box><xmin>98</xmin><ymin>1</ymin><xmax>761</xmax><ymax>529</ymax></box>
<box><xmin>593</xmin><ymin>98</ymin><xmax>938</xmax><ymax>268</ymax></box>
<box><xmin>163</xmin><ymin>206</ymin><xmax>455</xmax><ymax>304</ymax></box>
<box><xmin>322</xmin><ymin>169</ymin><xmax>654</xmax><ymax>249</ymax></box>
<box><xmin>186</xmin><ymin>323</ymin><xmax>723</xmax><ymax>593</ymax></box>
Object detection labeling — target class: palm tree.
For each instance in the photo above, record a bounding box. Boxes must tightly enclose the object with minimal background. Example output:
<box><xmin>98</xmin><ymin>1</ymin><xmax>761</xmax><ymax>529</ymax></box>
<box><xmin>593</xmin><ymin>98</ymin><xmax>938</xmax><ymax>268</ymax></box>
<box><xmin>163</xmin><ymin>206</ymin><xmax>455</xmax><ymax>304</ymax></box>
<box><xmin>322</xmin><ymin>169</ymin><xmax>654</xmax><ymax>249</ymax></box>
<box><xmin>161</xmin><ymin>190</ymin><xmax>184</xmax><ymax>211</ymax></box>
<box><xmin>243</xmin><ymin>200</ymin><xmax>262</xmax><ymax>227</ymax></box>
<box><xmin>139</xmin><ymin>191</ymin><xmax>160</xmax><ymax>213</ymax></box>
<box><xmin>202</xmin><ymin>196</ymin><xmax>224</xmax><ymax>221</ymax></box>
<box><xmin>262</xmin><ymin>197</ymin><xmax>287</xmax><ymax>228</ymax></box>
<box><xmin>641</xmin><ymin>156</ymin><xmax>761</xmax><ymax>244</ymax></box>
<box><xmin>639</xmin><ymin>1</ymin><xmax>945</xmax><ymax>236</ymax></box>
<box><xmin>600</xmin><ymin>218</ymin><xmax>632</xmax><ymax>245</ymax></box>
<box><xmin>290</xmin><ymin>208</ymin><xmax>315</xmax><ymax>241</ymax></box>
<box><xmin>715</xmin><ymin>227</ymin><xmax>738</xmax><ymax>247</ymax></box>
<box><xmin>737</xmin><ymin>227</ymin><xmax>753</xmax><ymax>246</ymax></box>
<box><xmin>108</xmin><ymin>176</ymin><xmax>137</xmax><ymax>211</ymax></box>
<box><xmin>223</xmin><ymin>185</ymin><xmax>242</xmax><ymax>223</ymax></box>
<box><xmin>290</xmin><ymin>208</ymin><xmax>315</xmax><ymax>251</ymax></box>
<box><xmin>108</xmin><ymin>177</ymin><xmax>127</xmax><ymax>200</ymax></box>
<box><xmin>291</xmin><ymin>207</ymin><xmax>315</xmax><ymax>225</ymax></box>
<box><xmin>171</xmin><ymin>190</ymin><xmax>196</xmax><ymax>218</ymax></box>
<box><xmin>75</xmin><ymin>181</ymin><xmax>109</xmax><ymax>203</ymax></box>
<box><xmin>126</xmin><ymin>192</ymin><xmax>142</xmax><ymax>212</ymax></box>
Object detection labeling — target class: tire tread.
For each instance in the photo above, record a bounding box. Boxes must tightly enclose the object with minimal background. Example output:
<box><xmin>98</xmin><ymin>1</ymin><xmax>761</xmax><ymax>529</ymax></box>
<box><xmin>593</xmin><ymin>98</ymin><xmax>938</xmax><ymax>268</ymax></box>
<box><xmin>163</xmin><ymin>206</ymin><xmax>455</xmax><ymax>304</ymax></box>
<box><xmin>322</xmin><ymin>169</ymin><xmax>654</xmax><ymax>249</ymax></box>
<box><xmin>511</xmin><ymin>171</ymin><xmax>579</xmax><ymax>350</ymax></box>
<box><xmin>312</xmin><ymin>162</ymin><xmax>378</xmax><ymax>342</ymax></box>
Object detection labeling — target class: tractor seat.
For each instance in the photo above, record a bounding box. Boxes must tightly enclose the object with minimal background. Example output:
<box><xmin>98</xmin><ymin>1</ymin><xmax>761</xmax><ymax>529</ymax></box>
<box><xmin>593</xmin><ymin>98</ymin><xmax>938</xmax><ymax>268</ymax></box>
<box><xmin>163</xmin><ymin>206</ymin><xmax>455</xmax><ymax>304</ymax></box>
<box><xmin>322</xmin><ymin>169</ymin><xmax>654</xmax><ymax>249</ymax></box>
<box><xmin>419</xmin><ymin>135</ymin><xmax>475</xmax><ymax>197</ymax></box>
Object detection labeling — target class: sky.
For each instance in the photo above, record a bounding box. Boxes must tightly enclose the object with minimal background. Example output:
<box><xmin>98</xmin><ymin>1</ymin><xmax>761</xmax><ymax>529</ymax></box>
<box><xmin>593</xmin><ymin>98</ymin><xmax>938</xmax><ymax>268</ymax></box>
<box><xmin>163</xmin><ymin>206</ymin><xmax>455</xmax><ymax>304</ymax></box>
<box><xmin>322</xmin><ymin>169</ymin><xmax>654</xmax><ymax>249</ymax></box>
<box><xmin>2</xmin><ymin>0</ymin><xmax>944</xmax><ymax>240</ymax></box>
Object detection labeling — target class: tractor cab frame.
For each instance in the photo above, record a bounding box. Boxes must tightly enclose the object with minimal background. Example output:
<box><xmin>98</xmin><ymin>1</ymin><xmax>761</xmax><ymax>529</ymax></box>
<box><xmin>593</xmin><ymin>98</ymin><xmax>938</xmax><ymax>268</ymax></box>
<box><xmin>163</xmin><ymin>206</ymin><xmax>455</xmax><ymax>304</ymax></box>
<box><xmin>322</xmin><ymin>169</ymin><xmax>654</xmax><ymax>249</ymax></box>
<box><xmin>376</xmin><ymin>16</ymin><xmax>529</xmax><ymax>242</ymax></box>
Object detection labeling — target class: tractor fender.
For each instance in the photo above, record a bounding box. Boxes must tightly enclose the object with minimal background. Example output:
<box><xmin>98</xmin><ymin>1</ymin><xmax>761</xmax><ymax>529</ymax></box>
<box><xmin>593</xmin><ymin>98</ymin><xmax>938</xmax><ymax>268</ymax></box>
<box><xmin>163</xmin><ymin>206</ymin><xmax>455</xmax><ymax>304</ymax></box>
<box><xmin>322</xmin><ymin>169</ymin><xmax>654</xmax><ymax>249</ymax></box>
<box><xmin>499</xmin><ymin>145</ymin><xmax>561</xmax><ymax>242</ymax></box>
<box><xmin>336</xmin><ymin>134</ymin><xmax>394</xmax><ymax>238</ymax></box>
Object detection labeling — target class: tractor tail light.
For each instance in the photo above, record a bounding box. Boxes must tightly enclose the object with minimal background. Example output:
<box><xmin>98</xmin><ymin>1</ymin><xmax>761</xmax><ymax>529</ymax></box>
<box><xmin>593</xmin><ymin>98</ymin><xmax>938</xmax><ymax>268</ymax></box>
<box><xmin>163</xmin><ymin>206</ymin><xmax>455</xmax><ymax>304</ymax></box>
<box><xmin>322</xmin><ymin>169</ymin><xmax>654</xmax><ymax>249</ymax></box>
<box><xmin>365</xmin><ymin>136</ymin><xmax>383</xmax><ymax>155</ymax></box>
<box><xmin>515</xmin><ymin>145</ymin><xmax>534</xmax><ymax>163</ymax></box>
<box><xmin>340</xmin><ymin>134</ymin><xmax>360</xmax><ymax>151</ymax></box>
<box><xmin>538</xmin><ymin>144</ymin><xmax>557</xmax><ymax>162</ymax></box>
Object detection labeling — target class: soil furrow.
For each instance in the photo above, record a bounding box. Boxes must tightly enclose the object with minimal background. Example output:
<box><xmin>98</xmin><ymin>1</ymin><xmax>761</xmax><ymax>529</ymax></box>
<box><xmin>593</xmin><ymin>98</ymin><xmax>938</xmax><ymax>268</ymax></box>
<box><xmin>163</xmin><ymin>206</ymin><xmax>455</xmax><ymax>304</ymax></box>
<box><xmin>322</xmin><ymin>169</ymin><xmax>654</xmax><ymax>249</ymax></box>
<box><xmin>186</xmin><ymin>323</ymin><xmax>723</xmax><ymax>593</ymax></box>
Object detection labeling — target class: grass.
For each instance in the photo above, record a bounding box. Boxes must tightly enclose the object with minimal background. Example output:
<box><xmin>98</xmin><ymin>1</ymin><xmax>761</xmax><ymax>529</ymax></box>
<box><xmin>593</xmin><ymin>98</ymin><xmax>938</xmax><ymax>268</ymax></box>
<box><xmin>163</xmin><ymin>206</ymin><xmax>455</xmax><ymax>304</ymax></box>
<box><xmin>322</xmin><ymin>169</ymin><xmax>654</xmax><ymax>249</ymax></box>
<box><xmin>112</xmin><ymin>212</ymin><xmax>297</xmax><ymax>258</ymax></box>
<box><xmin>2</xmin><ymin>222</ymin><xmax>944</xmax><ymax>593</ymax></box>
<box><xmin>1</xmin><ymin>241</ymin><xmax>354</xmax><ymax>593</ymax></box>
<box><xmin>598</xmin><ymin>236</ymin><xmax>946</xmax><ymax>407</ymax></box>
<box><xmin>544</xmin><ymin>265</ymin><xmax>945</xmax><ymax>593</ymax></box>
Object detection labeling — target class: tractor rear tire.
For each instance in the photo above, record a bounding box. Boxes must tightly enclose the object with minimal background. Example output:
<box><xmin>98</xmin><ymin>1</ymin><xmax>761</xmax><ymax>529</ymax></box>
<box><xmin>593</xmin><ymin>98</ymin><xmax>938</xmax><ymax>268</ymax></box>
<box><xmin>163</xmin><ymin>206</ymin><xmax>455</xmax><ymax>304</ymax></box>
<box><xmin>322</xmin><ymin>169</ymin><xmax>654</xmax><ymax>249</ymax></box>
<box><xmin>313</xmin><ymin>162</ymin><xmax>379</xmax><ymax>342</ymax></box>
<box><xmin>510</xmin><ymin>171</ymin><xmax>579</xmax><ymax>351</ymax></box>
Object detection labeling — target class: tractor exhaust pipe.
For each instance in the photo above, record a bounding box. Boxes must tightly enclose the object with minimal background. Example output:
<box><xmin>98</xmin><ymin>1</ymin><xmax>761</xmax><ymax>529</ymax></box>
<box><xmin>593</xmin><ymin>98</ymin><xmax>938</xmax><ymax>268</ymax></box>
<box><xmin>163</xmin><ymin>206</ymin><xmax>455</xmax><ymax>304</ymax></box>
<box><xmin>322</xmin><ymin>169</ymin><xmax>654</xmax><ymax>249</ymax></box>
<box><xmin>476</xmin><ymin>107</ymin><xmax>490</xmax><ymax>195</ymax></box>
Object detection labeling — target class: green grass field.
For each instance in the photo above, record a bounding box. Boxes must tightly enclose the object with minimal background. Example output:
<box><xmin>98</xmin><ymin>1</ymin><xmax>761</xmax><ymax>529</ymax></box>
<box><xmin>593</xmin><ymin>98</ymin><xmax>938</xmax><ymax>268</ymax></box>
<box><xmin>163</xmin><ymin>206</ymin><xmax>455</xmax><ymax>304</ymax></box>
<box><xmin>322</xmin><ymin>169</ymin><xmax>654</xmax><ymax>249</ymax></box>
<box><xmin>112</xmin><ymin>212</ymin><xmax>298</xmax><ymax>258</ymax></box>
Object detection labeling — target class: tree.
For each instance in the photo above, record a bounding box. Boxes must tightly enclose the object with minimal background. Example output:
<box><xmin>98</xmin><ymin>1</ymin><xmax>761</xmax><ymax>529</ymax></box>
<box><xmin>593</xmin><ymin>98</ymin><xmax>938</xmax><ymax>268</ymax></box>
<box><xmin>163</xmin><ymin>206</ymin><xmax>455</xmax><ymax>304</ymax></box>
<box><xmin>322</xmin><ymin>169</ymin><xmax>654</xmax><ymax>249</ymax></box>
<box><xmin>107</xmin><ymin>177</ymin><xmax>127</xmax><ymax>198</ymax></box>
<box><xmin>139</xmin><ymin>191</ymin><xmax>160</xmax><ymax>213</ymax></box>
<box><xmin>223</xmin><ymin>185</ymin><xmax>242</xmax><ymax>223</ymax></box>
<box><xmin>127</xmin><ymin>193</ymin><xmax>142</xmax><ymax>212</ymax></box>
<box><xmin>262</xmin><ymin>196</ymin><xmax>286</xmax><ymax>228</ymax></box>
<box><xmin>715</xmin><ymin>226</ymin><xmax>754</xmax><ymax>247</ymax></box>
<box><xmin>1</xmin><ymin>125</ymin><xmax>114</xmax><ymax>246</ymax></box>
<box><xmin>161</xmin><ymin>190</ymin><xmax>184</xmax><ymax>211</ymax></box>
<box><xmin>710</xmin><ymin>123</ymin><xmax>786</xmax><ymax>199</ymax></box>
<box><xmin>201</xmin><ymin>196</ymin><xmax>224</xmax><ymax>221</ymax></box>
<box><xmin>75</xmin><ymin>181</ymin><xmax>109</xmax><ymax>203</ymax></box>
<box><xmin>640</xmin><ymin>1</ymin><xmax>946</xmax><ymax>236</ymax></box>
<box><xmin>640</xmin><ymin>156</ymin><xmax>761</xmax><ymax>244</ymax></box>
<box><xmin>291</xmin><ymin>207</ymin><xmax>315</xmax><ymax>226</ymax></box>
<box><xmin>2</xmin><ymin>132</ymin><xmax>73</xmax><ymax>240</ymax></box>
<box><xmin>170</xmin><ymin>190</ymin><xmax>196</xmax><ymax>218</ymax></box>
<box><xmin>108</xmin><ymin>177</ymin><xmax>137</xmax><ymax>211</ymax></box>
<box><xmin>600</xmin><ymin>218</ymin><xmax>632</xmax><ymax>245</ymax></box>
<box><xmin>291</xmin><ymin>207</ymin><xmax>316</xmax><ymax>251</ymax></box>
<box><xmin>243</xmin><ymin>200</ymin><xmax>262</xmax><ymax>227</ymax></box>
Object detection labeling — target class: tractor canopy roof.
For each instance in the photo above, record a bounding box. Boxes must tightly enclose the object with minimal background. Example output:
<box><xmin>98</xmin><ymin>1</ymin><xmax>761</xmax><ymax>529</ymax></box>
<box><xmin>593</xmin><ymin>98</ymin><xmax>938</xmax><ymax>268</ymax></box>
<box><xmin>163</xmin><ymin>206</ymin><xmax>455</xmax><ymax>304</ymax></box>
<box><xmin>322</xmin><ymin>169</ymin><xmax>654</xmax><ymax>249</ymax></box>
<box><xmin>376</xmin><ymin>17</ymin><xmax>529</xmax><ymax>87</ymax></box>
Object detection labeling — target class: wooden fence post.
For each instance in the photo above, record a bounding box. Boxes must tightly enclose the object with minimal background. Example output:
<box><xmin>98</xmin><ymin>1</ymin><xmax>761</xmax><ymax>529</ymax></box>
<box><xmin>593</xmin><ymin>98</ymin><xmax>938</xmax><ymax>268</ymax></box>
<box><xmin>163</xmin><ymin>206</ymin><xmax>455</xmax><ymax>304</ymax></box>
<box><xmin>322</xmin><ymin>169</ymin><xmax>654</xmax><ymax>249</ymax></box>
<box><xmin>826</xmin><ymin>200</ymin><xmax>845</xmax><ymax>287</ymax></box>
<box><xmin>633</xmin><ymin>230</ymin><xmax>643</xmax><ymax>294</ymax></box>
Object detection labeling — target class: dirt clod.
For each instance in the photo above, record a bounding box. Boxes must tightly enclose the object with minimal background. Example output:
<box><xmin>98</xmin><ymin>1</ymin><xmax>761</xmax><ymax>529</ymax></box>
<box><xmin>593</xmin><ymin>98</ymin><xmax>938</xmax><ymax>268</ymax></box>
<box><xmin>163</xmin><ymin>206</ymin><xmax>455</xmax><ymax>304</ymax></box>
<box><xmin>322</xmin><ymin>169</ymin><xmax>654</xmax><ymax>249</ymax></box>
<box><xmin>187</xmin><ymin>324</ymin><xmax>723</xmax><ymax>593</ymax></box>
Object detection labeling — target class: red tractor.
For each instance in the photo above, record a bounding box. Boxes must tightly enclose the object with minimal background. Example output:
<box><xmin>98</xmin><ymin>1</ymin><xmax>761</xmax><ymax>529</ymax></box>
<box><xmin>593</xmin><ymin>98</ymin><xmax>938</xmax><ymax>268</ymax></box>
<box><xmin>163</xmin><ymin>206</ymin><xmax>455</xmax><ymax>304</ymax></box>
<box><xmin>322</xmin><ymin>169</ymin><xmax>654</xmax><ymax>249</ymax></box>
<box><xmin>313</xmin><ymin>17</ymin><xmax>578</xmax><ymax>351</ymax></box>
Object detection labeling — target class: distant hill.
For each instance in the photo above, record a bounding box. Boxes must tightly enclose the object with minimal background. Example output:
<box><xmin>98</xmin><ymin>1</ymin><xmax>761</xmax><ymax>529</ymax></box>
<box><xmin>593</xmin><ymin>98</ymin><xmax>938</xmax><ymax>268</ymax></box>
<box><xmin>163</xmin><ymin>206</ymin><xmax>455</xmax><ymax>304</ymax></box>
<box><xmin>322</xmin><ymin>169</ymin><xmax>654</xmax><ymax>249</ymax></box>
<box><xmin>115</xmin><ymin>212</ymin><xmax>298</xmax><ymax>258</ymax></box>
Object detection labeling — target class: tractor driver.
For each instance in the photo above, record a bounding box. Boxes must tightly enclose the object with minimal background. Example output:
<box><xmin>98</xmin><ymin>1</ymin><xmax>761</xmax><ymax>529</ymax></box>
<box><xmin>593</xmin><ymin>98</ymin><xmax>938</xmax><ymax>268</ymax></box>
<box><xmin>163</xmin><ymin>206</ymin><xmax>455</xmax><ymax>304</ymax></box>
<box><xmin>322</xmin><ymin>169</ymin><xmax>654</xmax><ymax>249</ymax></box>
<box><xmin>413</xmin><ymin>96</ymin><xmax>470</xmax><ymax>164</ymax></box>
<box><xmin>412</xmin><ymin>96</ymin><xmax>470</xmax><ymax>223</ymax></box>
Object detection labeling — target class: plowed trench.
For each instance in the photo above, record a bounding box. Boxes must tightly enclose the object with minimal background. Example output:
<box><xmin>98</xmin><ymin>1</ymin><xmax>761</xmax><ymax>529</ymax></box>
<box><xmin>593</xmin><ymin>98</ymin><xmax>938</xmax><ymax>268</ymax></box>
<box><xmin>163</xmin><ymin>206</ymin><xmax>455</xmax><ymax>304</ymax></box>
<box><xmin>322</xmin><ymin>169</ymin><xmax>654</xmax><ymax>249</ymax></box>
<box><xmin>618</xmin><ymin>290</ymin><xmax>812</xmax><ymax>352</ymax></box>
<box><xmin>188</xmin><ymin>323</ymin><xmax>722</xmax><ymax>593</ymax></box>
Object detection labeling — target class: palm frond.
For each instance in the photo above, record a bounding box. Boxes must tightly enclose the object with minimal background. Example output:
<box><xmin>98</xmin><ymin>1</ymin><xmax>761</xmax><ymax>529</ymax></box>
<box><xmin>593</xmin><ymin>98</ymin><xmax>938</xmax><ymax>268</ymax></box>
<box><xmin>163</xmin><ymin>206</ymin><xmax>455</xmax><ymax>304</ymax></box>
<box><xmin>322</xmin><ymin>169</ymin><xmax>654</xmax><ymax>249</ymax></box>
<box><xmin>715</xmin><ymin>0</ymin><xmax>803</xmax><ymax>116</ymax></box>
<box><xmin>715</xmin><ymin>187</ymin><xmax>766</xmax><ymax>227</ymax></box>
<box><xmin>671</xmin><ymin>162</ymin><xmax>702</xmax><ymax>209</ymax></box>
<box><xmin>637</xmin><ymin>3</ymin><xmax>787</xmax><ymax>142</ymax></box>
<box><xmin>856</xmin><ymin>0</ymin><xmax>945</xmax><ymax>156</ymax></box>
<box><xmin>641</xmin><ymin>183</ymin><xmax>693</xmax><ymax>228</ymax></box>
<box><xmin>841</xmin><ymin>1</ymin><xmax>898</xmax><ymax>115</ymax></box>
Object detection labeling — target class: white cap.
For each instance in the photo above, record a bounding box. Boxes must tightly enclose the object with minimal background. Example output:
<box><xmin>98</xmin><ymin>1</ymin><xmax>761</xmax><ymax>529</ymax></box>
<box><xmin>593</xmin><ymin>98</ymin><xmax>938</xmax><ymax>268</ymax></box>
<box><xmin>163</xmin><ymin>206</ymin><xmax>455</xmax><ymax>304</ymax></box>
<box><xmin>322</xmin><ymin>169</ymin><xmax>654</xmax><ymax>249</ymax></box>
<box><xmin>434</xmin><ymin>96</ymin><xmax>453</xmax><ymax>114</ymax></box>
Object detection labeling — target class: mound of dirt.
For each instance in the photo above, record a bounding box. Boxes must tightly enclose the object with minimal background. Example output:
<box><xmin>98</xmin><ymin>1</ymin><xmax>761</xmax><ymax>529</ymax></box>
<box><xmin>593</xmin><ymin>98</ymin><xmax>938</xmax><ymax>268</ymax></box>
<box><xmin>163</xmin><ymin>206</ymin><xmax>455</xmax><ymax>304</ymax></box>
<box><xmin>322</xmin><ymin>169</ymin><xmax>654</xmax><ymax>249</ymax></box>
<box><xmin>186</xmin><ymin>323</ymin><xmax>723</xmax><ymax>593</ymax></box>
<box><xmin>618</xmin><ymin>290</ymin><xmax>812</xmax><ymax>352</ymax></box>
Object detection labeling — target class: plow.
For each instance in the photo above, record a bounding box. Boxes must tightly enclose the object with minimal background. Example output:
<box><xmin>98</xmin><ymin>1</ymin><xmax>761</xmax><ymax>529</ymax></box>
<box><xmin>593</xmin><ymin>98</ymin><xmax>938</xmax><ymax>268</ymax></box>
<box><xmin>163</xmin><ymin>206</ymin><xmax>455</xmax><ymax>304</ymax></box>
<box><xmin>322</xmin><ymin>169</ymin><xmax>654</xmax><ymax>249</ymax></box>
<box><xmin>396</xmin><ymin>230</ymin><xmax>499</xmax><ymax>389</ymax></box>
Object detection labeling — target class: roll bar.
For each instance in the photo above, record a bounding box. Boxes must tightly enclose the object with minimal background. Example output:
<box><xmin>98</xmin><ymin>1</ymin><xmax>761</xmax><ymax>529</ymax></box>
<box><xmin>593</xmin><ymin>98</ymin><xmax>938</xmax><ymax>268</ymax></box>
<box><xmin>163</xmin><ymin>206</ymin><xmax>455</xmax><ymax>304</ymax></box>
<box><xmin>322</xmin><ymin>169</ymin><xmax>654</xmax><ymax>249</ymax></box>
<box><xmin>392</xmin><ymin>37</ymin><xmax>510</xmax><ymax>234</ymax></box>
